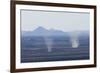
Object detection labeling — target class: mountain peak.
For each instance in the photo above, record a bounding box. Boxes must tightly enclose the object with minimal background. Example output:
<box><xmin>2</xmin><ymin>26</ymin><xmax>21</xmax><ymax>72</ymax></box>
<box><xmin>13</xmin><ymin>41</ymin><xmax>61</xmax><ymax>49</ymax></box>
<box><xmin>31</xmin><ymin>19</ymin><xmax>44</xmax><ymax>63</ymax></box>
<box><xmin>33</xmin><ymin>26</ymin><xmax>48</xmax><ymax>32</ymax></box>
<box><xmin>37</xmin><ymin>26</ymin><xmax>45</xmax><ymax>30</ymax></box>
<box><xmin>33</xmin><ymin>26</ymin><xmax>49</xmax><ymax>35</ymax></box>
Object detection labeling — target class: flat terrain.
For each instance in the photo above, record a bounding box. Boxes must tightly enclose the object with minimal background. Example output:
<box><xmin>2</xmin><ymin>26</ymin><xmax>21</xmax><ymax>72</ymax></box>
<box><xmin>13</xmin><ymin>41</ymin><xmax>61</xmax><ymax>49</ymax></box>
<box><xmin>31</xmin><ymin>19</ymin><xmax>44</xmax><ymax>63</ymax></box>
<box><xmin>21</xmin><ymin>36</ymin><xmax>89</xmax><ymax>63</ymax></box>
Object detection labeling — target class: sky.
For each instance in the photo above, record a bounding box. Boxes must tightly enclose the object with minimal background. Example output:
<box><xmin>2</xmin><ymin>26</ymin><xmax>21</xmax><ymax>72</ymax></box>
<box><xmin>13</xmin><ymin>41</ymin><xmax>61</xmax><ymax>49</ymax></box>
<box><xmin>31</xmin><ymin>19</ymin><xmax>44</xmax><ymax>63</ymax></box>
<box><xmin>21</xmin><ymin>9</ymin><xmax>90</xmax><ymax>32</ymax></box>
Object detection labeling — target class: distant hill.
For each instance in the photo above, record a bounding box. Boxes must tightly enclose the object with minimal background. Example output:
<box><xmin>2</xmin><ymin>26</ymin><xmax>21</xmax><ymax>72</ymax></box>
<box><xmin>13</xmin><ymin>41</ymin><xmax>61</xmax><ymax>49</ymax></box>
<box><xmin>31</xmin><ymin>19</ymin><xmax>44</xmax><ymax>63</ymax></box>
<box><xmin>22</xmin><ymin>26</ymin><xmax>69</xmax><ymax>36</ymax></box>
<box><xmin>22</xmin><ymin>26</ymin><xmax>89</xmax><ymax>37</ymax></box>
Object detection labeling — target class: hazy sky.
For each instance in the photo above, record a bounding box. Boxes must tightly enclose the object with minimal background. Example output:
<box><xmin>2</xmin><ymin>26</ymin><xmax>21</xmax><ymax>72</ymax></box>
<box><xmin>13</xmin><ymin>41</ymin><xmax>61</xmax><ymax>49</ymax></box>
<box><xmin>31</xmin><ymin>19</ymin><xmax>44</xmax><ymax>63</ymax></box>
<box><xmin>21</xmin><ymin>9</ymin><xmax>90</xmax><ymax>32</ymax></box>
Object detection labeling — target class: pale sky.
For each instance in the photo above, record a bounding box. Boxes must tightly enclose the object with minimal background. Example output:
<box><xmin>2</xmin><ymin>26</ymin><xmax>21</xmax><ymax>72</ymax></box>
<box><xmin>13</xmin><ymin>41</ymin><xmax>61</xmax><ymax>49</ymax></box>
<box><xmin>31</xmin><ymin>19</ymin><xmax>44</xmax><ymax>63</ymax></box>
<box><xmin>21</xmin><ymin>9</ymin><xmax>90</xmax><ymax>32</ymax></box>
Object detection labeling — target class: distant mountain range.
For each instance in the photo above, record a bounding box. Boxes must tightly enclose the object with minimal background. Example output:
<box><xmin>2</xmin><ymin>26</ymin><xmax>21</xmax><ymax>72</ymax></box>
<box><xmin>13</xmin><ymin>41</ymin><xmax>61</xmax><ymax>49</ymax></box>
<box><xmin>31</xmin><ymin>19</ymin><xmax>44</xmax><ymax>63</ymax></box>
<box><xmin>22</xmin><ymin>26</ymin><xmax>89</xmax><ymax>36</ymax></box>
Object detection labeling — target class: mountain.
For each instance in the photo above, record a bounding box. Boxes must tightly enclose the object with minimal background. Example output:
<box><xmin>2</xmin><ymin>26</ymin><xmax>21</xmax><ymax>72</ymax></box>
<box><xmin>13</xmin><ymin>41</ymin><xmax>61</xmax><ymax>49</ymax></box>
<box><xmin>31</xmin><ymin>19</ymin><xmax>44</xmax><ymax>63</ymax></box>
<box><xmin>22</xmin><ymin>26</ymin><xmax>89</xmax><ymax>37</ymax></box>
<box><xmin>32</xmin><ymin>27</ymin><xmax>49</xmax><ymax>36</ymax></box>
<box><xmin>22</xmin><ymin>26</ymin><xmax>68</xmax><ymax>36</ymax></box>
<box><xmin>33</xmin><ymin>27</ymin><xmax>48</xmax><ymax>32</ymax></box>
